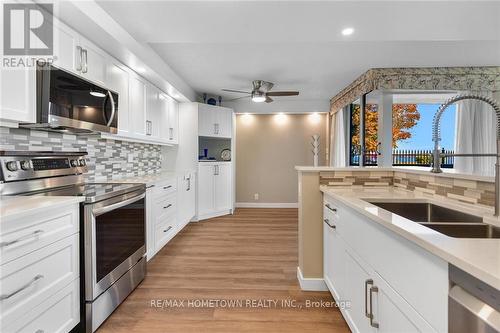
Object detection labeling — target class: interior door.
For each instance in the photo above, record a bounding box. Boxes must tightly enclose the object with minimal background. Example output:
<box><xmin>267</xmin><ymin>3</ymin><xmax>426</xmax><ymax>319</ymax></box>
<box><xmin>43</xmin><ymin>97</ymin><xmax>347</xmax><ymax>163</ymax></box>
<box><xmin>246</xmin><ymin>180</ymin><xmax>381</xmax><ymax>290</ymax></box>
<box><xmin>198</xmin><ymin>164</ymin><xmax>215</xmax><ymax>216</ymax></box>
<box><xmin>214</xmin><ymin>163</ymin><xmax>232</xmax><ymax>212</ymax></box>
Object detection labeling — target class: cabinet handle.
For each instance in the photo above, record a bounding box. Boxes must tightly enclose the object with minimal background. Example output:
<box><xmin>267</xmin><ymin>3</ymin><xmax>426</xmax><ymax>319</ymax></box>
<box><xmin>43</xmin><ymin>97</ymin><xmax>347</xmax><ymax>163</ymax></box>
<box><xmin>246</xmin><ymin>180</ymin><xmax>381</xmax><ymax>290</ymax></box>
<box><xmin>0</xmin><ymin>274</ymin><xmax>44</xmax><ymax>300</ymax></box>
<box><xmin>146</xmin><ymin>185</ymin><xmax>155</xmax><ymax>189</ymax></box>
<box><xmin>0</xmin><ymin>229</ymin><xmax>44</xmax><ymax>248</ymax></box>
<box><xmin>163</xmin><ymin>226</ymin><xmax>172</xmax><ymax>233</ymax></box>
<box><xmin>169</xmin><ymin>127</ymin><xmax>173</xmax><ymax>140</ymax></box>
<box><xmin>364</xmin><ymin>279</ymin><xmax>373</xmax><ymax>318</ymax></box>
<box><xmin>187</xmin><ymin>178</ymin><xmax>191</xmax><ymax>191</ymax></box>
<box><xmin>323</xmin><ymin>219</ymin><xmax>336</xmax><ymax>229</ymax></box>
<box><xmin>163</xmin><ymin>185</ymin><xmax>172</xmax><ymax>190</ymax></box>
<box><xmin>82</xmin><ymin>49</ymin><xmax>88</xmax><ymax>73</ymax></box>
<box><xmin>369</xmin><ymin>285</ymin><xmax>379</xmax><ymax>328</ymax></box>
<box><xmin>76</xmin><ymin>46</ymin><xmax>83</xmax><ymax>71</ymax></box>
<box><xmin>325</xmin><ymin>203</ymin><xmax>337</xmax><ymax>212</ymax></box>
<box><xmin>163</xmin><ymin>204</ymin><xmax>172</xmax><ymax>209</ymax></box>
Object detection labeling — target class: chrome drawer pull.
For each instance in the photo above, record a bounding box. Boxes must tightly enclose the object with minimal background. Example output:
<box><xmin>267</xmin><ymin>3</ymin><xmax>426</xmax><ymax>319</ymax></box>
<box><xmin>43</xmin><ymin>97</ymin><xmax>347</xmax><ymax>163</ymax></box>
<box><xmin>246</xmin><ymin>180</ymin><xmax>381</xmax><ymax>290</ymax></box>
<box><xmin>369</xmin><ymin>285</ymin><xmax>379</xmax><ymax>328</ymax></box>
<box><xmin>0</xmin><ymin>230</ymin><xmax>44</xmax><ymax>248</ymax></box>
<box><xmin>163</xmin><ymin>204</ymin><xmax>172</xmax><ymax>209</ymax></box>
<box><xmin>365</xmin><ymin>279</ymin><xmax>373</xmax><ymax>317</ymax></box>
<box><xmin>0</xmin><ymin>274</ymin><xmax>44</xmax><ymax>300</ymax></box>
<box><xmin>163</xmin><ymin>185</ymin><xmax>172</xmax><ymax>190</ymax></box>
<box><xmin>325</xmin><ymin>204</ymin><xmax>337</xmax><ymax>212</ymax></box>
<box><xmin>323</xmin><ymin>219</ymin><xmax>336</xmax><ymax>229</ymax></box>
<box><xmin>163</xmin><ymin>226</ymin><xmax>173</xmax><ymax>233</ymax></box>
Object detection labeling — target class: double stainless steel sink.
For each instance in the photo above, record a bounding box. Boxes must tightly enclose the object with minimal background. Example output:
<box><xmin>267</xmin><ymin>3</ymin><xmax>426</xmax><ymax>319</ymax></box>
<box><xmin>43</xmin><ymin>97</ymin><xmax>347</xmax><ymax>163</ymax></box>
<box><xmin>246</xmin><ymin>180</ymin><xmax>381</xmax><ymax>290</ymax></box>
<box><xmin>369</xmin><ymin>201</ymin><xmax>500</xmax><ymax>239</ymax></box>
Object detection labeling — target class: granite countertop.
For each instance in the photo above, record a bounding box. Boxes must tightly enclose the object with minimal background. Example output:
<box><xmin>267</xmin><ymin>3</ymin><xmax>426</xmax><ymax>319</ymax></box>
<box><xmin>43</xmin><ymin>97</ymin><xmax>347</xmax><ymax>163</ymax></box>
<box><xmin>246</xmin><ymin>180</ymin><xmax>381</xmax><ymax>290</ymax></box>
<box><xmin>320</xmin><ymin>185</ymin><xmax>500</xmax><ymax>290</ymax></box>
<box><xmin>0</xmin><ymin>196</ymin><xmax>84</xmax><ymax>220</ymax></box>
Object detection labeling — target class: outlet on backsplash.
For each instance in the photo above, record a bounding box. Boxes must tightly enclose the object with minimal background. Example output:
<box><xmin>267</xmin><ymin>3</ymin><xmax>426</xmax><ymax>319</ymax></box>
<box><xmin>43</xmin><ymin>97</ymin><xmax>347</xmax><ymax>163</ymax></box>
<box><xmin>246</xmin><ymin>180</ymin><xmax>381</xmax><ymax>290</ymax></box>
<box><xmin>254</xmin><ymin>193</ymin><xmax>259</xmax><ymax>201</ymax></box>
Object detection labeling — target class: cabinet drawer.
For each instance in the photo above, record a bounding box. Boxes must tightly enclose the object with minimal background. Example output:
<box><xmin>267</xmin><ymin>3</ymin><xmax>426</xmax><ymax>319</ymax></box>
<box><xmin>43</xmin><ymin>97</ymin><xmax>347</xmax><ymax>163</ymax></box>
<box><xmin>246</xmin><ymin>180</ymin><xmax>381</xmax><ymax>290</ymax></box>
<box><xmin>154</xmin><ymin>192</ymin><xmax>177</xmax><ymax>221</ymax></box>
<box><xmin>3</xmin><ymin>279</ymin><xmax>79</xmax><ymax>333</ymax></box>
<box><xmin>152</xmin><ymin>179</ymin><xmax>177</xmax><ymax>196</ymax></box>
<box><xmin>155</xmin><ymin>216</ymin><xmax>176</xmax><ymax>252</ymax></box>
<box><xmin>0</xmin><ymin>234</ymin><xmax>79</xmax><ymax>327</ymax></box>
<box><xmin>0</xmin><ymin>205</ymin><xmax>79</xmax><ymax>265</ymax></box>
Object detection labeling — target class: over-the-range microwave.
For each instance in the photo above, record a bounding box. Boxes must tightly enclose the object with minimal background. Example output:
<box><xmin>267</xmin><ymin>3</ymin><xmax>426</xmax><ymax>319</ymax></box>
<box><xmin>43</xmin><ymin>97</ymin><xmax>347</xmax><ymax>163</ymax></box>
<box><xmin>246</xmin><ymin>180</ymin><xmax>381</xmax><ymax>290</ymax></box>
<box><xmin>21</xmin><ymin>64</ymin><xmax>119</xmax><ymax>134</ymax></box>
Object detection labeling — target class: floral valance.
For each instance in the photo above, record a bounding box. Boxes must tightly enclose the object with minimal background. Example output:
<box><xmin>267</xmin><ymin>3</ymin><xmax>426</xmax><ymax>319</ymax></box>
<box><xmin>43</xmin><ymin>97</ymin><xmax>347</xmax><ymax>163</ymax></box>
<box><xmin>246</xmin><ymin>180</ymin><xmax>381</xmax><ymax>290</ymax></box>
<box><xmin>329</xmin><ymin>67</ymin><xmax>500</xmax><ymax>114</ymax></box>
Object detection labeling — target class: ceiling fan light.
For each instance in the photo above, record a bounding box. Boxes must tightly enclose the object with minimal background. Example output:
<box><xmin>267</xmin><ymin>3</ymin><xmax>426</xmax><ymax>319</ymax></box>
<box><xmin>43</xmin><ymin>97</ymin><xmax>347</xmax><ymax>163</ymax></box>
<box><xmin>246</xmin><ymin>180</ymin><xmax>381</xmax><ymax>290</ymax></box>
<box><xmin>251</xmin><ymin>91</ymin><xmax>266</xmax><ymax>103</ymax></box>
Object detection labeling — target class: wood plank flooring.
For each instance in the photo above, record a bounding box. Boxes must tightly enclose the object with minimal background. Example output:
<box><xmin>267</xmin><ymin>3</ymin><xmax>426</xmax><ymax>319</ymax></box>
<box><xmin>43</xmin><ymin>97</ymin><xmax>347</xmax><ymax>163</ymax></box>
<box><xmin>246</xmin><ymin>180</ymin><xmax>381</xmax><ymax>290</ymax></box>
<box><xmin>98</xmin><ymin>208</ymin><xmax>350</xmax><ymax>333</ymax></box>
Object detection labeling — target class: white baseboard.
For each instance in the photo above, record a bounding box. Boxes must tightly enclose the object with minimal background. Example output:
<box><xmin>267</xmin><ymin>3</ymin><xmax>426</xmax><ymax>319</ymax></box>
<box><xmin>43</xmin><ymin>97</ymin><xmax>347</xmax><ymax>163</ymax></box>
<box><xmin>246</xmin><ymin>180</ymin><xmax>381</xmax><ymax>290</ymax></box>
<box><xmin>296</xmin><ymin>267</ymin><xmax>328</xmax><ymax>291</ymax></box>
<box><xmin>236</xmin><ymin>202</ymin><xmax>298</xmax><ymax>208</ymax></box>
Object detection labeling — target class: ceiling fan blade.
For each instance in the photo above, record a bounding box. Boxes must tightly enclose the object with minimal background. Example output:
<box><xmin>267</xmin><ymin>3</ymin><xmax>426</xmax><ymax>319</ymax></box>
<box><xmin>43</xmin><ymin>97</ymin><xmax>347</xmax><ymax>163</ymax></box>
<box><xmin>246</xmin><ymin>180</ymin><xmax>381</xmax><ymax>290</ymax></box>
<box><xmin>221</xmin><ymin>89</ymin><xmax>251</xmax><ymax>94</ymax></box>
<box><xmin>224</xmin><ymin>95</ymin><xmax>251</xmax><ymax>102</ymax></box>
<box><xmin>266</xmin><ymin>91</ymin><xmax>299</xmax><ymax>97</ymax></box>
<box><xmin>265</xmin><ymin>96</ymin><xmax>273</xmax><ymax>103</ymax></box>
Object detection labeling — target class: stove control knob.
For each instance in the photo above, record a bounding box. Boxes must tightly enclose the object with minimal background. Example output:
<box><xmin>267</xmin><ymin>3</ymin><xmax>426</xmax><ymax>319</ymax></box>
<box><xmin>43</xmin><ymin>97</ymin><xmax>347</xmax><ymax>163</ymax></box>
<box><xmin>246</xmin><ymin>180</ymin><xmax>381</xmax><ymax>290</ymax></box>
<box><xmin>78</xmin><ymin>159</ymin><xmax>86</xmax><ymax>166</ymax></box>
<box><xmin>20</xmin><ymin>160</ymin><xmax>31</xmax><ymax>170</ymax></box>
<box><xmin>70</xmin><ymin>159</ymin><xmax>78</xmax><ymax>167</ymax></box>
<box><xmin>6</xmin><ymin>161</ymin><xmax>18</xmax><ymax>172</ymax></box>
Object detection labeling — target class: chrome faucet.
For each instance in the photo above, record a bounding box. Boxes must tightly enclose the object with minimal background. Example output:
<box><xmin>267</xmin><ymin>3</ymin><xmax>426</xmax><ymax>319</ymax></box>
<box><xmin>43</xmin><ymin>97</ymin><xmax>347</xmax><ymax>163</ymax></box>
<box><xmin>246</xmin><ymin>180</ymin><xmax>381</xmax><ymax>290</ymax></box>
<box><xmin>431</xmin><ymin>94</ymin><xmax>500</xmax><ymax>215</ymax></box>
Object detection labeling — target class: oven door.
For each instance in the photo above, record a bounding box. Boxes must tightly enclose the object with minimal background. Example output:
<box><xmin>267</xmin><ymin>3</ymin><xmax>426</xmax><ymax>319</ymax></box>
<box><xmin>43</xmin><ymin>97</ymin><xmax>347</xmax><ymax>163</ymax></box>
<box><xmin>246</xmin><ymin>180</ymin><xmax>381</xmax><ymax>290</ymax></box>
<box><xmin>84</xmin><ymin>189</ymin><xmax>145</xmax><ymax>301</ymax></box>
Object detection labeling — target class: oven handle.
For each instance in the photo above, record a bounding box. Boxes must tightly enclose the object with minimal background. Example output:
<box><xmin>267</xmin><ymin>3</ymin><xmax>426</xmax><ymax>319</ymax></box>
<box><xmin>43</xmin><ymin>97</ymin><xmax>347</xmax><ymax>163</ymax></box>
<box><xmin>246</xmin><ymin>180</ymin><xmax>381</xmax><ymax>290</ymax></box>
<box><xmin>92</xmin><ymin>193</ymin><xmax>145</xmax><ymax>217</ymax></box>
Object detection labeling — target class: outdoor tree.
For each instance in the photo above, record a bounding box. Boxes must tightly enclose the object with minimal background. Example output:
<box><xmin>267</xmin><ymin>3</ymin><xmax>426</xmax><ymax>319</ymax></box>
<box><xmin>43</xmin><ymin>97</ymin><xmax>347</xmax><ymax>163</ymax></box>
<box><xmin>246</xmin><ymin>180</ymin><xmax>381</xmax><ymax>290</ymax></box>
<box><xmin>351</xmin><ymin>104</ymin><xmax>420</xmax><ymax>151</ymax></box>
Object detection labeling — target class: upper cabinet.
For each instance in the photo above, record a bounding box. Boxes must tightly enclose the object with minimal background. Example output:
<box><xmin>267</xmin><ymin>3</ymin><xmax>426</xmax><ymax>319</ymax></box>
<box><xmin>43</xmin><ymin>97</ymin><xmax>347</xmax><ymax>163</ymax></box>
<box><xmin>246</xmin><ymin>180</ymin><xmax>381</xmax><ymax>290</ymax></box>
<box><xmin>159</xmin><ymin>93</ymin><xmax>179</xmax><ymax>144</ymax></box>
<box><xmin>129</xmin><ymin>75</ymin><xmax>147</xmax><ymax>137</ymax></box>
<box><xmin>198</xmin><ymin>104</ymin><xmax>233</xmax><ymax>138</ymax></box>
<box><xmin>106</xmin><ymin>63</ymin><xmax>130</xmax><ymax>136</ymax></box>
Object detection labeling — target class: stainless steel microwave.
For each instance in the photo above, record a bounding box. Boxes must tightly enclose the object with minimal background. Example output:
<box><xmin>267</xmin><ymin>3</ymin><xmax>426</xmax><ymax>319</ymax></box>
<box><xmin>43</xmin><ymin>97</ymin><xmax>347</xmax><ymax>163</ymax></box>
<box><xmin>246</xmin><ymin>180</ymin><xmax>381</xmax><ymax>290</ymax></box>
<box><xmin>22</xmin><ymin>64</ymin><xmax>118</xmax><ymax>134</ymax></box>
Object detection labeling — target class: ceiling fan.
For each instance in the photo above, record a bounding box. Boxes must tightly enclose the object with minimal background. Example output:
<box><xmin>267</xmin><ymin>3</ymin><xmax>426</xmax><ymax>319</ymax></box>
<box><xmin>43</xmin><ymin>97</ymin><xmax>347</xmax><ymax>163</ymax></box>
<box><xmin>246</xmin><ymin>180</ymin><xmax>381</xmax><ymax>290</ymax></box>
<box><xmin>222</xmin><ymin>80</ymin><xmax>299</xmax><ymax>103</ymax></box>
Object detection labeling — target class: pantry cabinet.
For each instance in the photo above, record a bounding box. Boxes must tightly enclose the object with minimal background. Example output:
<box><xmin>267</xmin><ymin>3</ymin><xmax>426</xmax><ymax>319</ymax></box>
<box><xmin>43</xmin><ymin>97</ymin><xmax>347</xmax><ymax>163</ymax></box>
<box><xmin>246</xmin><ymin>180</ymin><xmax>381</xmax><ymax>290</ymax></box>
<box><xmin>197</xmin><ymin>162</ymin><xmax>233</xmax><ymax>220</ymax></box>
<box><xmin>322</xmin><ymin>195</ymin><xmax>447</xmax><ymax>333</ymax></box>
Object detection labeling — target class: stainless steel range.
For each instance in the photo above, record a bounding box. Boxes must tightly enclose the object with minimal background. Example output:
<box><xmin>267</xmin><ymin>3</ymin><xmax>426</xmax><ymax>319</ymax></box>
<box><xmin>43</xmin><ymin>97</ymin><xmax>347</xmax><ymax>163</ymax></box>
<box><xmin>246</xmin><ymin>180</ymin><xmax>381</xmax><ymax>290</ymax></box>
<box><xmin>0</xmin><ymin>151</ymin><xmax>146</xmax><ymax>333</ymax></box>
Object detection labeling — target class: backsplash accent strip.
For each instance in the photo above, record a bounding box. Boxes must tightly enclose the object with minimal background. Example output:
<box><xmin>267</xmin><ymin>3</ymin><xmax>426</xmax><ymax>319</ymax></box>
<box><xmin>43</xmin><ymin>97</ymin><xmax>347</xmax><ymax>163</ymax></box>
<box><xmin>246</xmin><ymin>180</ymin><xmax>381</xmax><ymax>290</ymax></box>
<box><xmin>0</xmin><ymin>127</ymin><xmax>162</xmax><ymax>182</ymax></box>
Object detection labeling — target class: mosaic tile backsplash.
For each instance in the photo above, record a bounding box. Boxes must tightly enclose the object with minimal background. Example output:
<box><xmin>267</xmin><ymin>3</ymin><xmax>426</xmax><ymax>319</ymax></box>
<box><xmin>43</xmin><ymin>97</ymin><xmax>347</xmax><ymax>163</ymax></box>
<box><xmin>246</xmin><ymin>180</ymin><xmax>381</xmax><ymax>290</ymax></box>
<box><xmin>0</xmin><ymin>127</ymin><xmax>163</xmax><ymax>182</ymax></box>
<box><xmin>320</xmin><ymin>170</ymin><xmax>495</xmax><ymax>207</ymax></box>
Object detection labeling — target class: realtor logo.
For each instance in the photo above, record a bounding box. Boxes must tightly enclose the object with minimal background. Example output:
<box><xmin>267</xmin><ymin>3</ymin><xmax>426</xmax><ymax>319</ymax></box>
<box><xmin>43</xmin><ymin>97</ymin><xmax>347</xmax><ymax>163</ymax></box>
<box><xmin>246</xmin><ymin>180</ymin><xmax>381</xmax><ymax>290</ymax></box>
<box><xmin>3</xmin><ymin>3</ymin><xmax>53</xmax><ymax>56</ymax></box>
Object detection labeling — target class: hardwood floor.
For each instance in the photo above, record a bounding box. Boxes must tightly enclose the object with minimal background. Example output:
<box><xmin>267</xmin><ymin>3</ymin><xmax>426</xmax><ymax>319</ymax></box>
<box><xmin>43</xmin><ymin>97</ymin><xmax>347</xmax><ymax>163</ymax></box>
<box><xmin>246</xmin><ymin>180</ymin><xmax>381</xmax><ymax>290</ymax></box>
<box><xmin>98</xmin><ymin>208</ymin><xmax>350</xmax><ymax>333</ymax></box>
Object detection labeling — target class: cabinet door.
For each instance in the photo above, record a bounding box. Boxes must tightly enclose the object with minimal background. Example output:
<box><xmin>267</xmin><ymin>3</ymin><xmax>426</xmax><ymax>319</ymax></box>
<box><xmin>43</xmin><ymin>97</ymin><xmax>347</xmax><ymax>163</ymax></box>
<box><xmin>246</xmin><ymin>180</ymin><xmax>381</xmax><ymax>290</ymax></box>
<box><xmin>106</xmin><ymin>63</ymin><xmax>129</xmax><ymax>135</ymax></box>
<box><xmin>146</xmin><ymin>84</ymin><xmax>160</xmax><ymax>138</ymax></box>
<box><xmin>198</xmin><ymin>164</ymin><xmax>215</xmax><ymax>216</ymax></box>
<box><xmin>214</xmin><ymin>164</ymin><xmax>232</xmax><ymax>211</ymax></box>
<box><xmin>79</xmin><ymin>39</ymin><xmax>106</xmax><ymax>85</ymax></box>
<box><xmin>129</xmin><ymin>76</ymin><xmax>147</xmax><ymax>136</ymax></box>
<box><xmin>0</xmin><ymin>68</ymin><xmax>36</xmax><ymax>123</ymax></box>
<box><xmin>371</xmin><ymin>273</ymin><xmax>434</xmax><ymax>333</ymax></box>
<box><xmin>145</xmin><ymin>187</ymin><xmax>155</xmax><ymax>260</ymax></box>
<box><xmin>167</xmin><ymin>98</ymin><xmax>179</xmax><ymax>143</ymax></box>
<box><xmin>217</xmin><ymin>108</ymin><xmax>233</xmax><ymax>138</ymax></box>
<box><xmin>344</xmin><ymin>250</ymin><xmax>376</xmax><ymax>333</ymax></box>
<box><xmin>178</xmin><ymin>173</ymin><xmax>196</xmax><ymax>228</ymax></box>
<box><xmin>323</xmin><ymin>218</ymin><xmax>345</xmax><ymax>300</ymax></box>
<box><xmin>52</xmin><ymin>22</ymin><xmax>79</xmax><ymax>74</ymax></box>
<box><xmin>198</xmin><ymin>105</ymin><xmax>216</xmax><ymax>137</ymax></box>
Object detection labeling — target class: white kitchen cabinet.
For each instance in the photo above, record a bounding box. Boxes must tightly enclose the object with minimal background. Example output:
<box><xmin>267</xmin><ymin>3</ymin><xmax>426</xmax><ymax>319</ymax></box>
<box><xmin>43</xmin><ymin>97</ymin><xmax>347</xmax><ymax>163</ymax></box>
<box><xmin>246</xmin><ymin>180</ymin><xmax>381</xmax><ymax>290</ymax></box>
<box><xmin>214</xmin><ymin>163</ymin><xmax>232</xmax><ymax>212</ymax></box>
<box><xmin>197</xmin><ymin>162</ymin><xmax>233</xmax><ymax>220</ymax></box>
<box><xmin>159</xmin><ymin>93</ymin><xmax>179</xmax><ymax>144</ymax></box>
<box><xmin>322</xmin><ymin>195</ymin><xmax>447</xmax><ymax>333</ymax></box>
<box><xmin>0</xmin><ymin>67</ymin><xmax>36</xmax><ymax>124</ymax></box>
<box><xmin>146</xmin><ymin>83</ymin><xmax>161</xmax><ymax>138</ymax></box>
<box><xmin>178</xmin><ymin>173</ymin><xmax>196</xmax><ymax>229</ymax></box>
<box><xmin>198</xmin><ymin>104</ymin><xmax>233</xmax><ymax>138</ymax></box>
<box><xmin>76</xmin><ymin>37</ymin><xmax>107</xmax><ymax>85</ymax></box>
<box><xmin>129</xmin><ymin>75</ymin><xmax>147</xmax><ymax>136</ymax></box>
<box><xmin>52</xmin><ymin>21</ymin><xmax>79</xmax><ymax>75</ymax></box>
<box><xmin>106</xmin><ymin>63</ymin><xmax>130</xmax><ymax>136</ymax></box>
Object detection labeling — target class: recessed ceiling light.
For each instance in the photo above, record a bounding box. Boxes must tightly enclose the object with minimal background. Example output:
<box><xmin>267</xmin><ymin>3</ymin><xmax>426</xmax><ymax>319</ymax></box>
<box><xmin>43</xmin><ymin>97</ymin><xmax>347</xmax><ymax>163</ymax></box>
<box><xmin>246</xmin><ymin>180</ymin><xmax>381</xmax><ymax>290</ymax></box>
<box><xmin>342</xmin><ymin>27</ymin><xmax>354</xmax><ymax>36</ymax></box>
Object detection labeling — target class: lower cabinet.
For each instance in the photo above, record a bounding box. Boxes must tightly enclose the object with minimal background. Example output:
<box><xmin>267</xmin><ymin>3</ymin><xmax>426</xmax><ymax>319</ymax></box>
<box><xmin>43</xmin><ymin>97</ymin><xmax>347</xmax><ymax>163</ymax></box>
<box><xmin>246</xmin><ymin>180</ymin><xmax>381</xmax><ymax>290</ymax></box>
<box><xmin>0</xmin><ymin>204</ymin><xmax>80</xmax><ymax>333</ymax></box>
<box><xmin>323</xmin><ymin>195</ymin><xmax>447</xmax><ymax>333</ymax></box>
<box><xmin>197</xmin><ymin>162</ymin><xmax>233</xmax><ymax>220</ymax></box>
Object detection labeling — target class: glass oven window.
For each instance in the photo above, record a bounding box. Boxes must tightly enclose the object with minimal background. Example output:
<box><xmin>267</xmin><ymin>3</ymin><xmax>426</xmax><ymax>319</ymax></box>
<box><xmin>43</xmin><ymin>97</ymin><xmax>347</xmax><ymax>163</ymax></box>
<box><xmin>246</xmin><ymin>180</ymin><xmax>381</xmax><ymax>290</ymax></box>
<box><xmin>95</xmin><ymin>198</ymin><xmax>145</xmax><ymax>282</ymax></box>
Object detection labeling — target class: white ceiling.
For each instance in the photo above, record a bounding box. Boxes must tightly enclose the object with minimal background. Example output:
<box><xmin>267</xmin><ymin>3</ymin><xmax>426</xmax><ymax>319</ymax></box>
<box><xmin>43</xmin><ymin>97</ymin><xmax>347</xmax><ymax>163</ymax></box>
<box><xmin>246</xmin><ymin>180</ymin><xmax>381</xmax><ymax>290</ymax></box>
<box><xmin>97</xmin><ymin>1</ymin><xmax>500</xmax><ymax>110</ymax></box>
